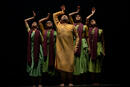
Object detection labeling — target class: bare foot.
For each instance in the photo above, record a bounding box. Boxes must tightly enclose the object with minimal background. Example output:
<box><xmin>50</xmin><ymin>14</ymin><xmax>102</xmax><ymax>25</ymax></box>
<box><xmin>68</xmin><ymin>83</ymin><xmax>74</xmax><ymax>87</ymax></box>
<box><xmin>32</xmin><ymin>85</ymin><xmax>36</xmax><ymax>87</ymax></box>
<box><xmin>59</xmin><ymin>83</ymin><xmax>65</xmax><ymax>87</ymax></box>
<box><xmin>38</xmin><ymin>84</ymin><xmax>43</xmax><ymax>87</ymax></box>
<box><xmin>92</xmin><ymin>82</ymin><xmax>100</xmax><ymax>86</ymax></box>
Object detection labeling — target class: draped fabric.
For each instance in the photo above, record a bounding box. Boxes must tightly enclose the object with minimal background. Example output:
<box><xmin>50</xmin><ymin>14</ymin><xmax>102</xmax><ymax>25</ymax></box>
<box><xmin>43</xmin><ymin>29</ymin><xmax>55</xmax><ymax>67</ymax></box>
<box><xmin>27</xmin><ymin>29</ymin><xmax>41</xmax><ymax>67</ymax></box>
<box><xmin>74</xmin><ymin>23</ymin><xmax>83</xmax><ymax>56</ymax></box>
<box><xmin>89</xmin><ymin>27</ymin><xmax>98</xmax><ymax>60</ymax></box>
<box><xmin>49</xmin><ymin>30</ymin><xmax>55</xmax><ymax>67</ymax></box>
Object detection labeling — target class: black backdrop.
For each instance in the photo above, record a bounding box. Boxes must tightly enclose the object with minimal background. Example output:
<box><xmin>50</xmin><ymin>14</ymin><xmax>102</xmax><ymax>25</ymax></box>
<box><xmin>6</xmin><ymin>0</ymin><xmax>128</xmax><ymax>86</ymax></box>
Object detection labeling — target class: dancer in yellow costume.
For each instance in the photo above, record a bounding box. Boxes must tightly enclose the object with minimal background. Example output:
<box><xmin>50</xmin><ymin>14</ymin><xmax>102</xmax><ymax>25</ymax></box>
<box><xmin>53</xmin><ymin>5</ymin><xmax>79</xmax><ymax>86</ymax></box>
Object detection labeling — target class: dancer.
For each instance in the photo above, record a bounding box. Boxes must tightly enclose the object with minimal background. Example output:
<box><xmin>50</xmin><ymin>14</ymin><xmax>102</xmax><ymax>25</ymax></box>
<box><xmin>86</xmin><ymin>7</ymin><xmax>105</xmax><ymax>84</ymax></box>
<box><xmin>53</xmin><ymin>5</ymin><xmax>79</xmax><ymax>86</ymax></box>
<box><xmin>69</xmin><ymin>6</ymin><xmax>90</xmax><ymax>77</ymax></box>
<box><xmin>25</xmin><ymin>11</ymin><xmax>43</xmax><ymax>87</ymax></box>
<box><xmin>39</xmin><ymin>13</ymin><xmax>56</xmax><ymax>75</ymax></box>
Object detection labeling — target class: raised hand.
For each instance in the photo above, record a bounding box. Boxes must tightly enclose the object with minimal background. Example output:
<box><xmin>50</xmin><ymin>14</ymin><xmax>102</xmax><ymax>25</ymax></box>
<box><xmin>77</xmin><ymin>6</ymin><xmax>80</xmax><ymax>13</ymax></box>
<box><xmin>60</xmin><ymin>5</ymin><xmax>65</xmax><ymax>11</ymax></box>
<box><xmin>33</xmin><ymin>11</ymin><xmax>36</xmax><ymax>17</ymax></box>
<box><xmin>86</xmin><ymin>7</ymin><xmax>96</xmax><ymax>20</ymax></box>
<box><xmin>47</xmin><ymin>13</ymin><xmax>51</xmax><ymax>18</ymax></box>
<box><xmin>91</xmin><ymin>7</ymin><xmax>96</xmax><ymax>15</ymax></box>
<box><xmin>39</xmin><ymin>13</ymin><xmax>51</xmax><ymax>23</ymax></box>
<box><xmin>69</xmin><ymin>6</ymin><xmax>80</xmax><ymax>16</ymax></box>
<box><xmin>48</xmin><ymin>13</ymin><xmax>51</xmax><ymax>16</ymax></box>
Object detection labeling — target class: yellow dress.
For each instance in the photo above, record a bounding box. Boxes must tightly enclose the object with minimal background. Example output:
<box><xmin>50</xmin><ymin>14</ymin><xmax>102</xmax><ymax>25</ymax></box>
<box><xmin>53</xmin><ymin>11</ymin><xmax>79</xmax><ymax>72</ymax></box>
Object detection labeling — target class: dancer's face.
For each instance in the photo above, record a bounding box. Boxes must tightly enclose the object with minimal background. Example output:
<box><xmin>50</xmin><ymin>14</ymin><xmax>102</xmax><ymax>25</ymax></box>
<box><xmin>46</xmin><ymin>21</ymin><xmax>53</xmax><ymax>28</ymax></box>
<box><xmin>76</xmin><ymin>14</ymin><xmax>81</xmax><ymax>21</ymax></box>
<box><xmin>32</xmin><ymin>22</ymin><xmax>38</xmax><ymax>28</ymax></box>
<box><xmin>90</xmin><ymin>19</ymin><xmax>96</xmax><ymax>25</ymax></box>
<box><xmin>61</xmin><ymin>15</ymin><xmax>69</xmax><ymax>23</ymax></box>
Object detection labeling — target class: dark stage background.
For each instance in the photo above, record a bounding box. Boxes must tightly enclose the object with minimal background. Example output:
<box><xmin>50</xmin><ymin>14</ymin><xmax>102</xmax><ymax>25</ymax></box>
<box><xmin>6</xmin><ymin>0</ymin><xmax>128</xmax><ymax>86</ymax></box>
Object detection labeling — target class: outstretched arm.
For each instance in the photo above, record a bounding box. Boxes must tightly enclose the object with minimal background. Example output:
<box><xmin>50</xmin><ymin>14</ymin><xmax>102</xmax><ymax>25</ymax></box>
<box><xmin>24</xmin><ymin>11</ymin><xmax>36</xmax><ymax>32</ymax></box>
<box><xmin>39</xmin><ymin>13</ymin><xmax>50</xmax><ymax>35</ymax></box>
<box><xmin>53</xmin><ymin>5</ymin><xmax>65</xmax><ymax>28</ymax></box>
<box><xmin>69</xmin><ymin>6</ymin><xmax>80</xmax><ymax>24</ymax></box>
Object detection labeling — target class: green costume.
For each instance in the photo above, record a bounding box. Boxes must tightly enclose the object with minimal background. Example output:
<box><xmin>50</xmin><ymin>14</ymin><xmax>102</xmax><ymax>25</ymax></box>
<box><xmin>42</xmin><ymin>30</ymin><xmax>57</xmax><ymax>76</ymax></box>
<box><xmin>27</xmin><ymin>31</ymin><xmax>44</xmax><ymax>77</ymax></box>
<box><xmin>73</xmin><ymin>25</ymin><xmax>89</xmax><ymax>75</ymax></box>
<box><xmin>88</xmin><ymin>29</ymin><xmax>104</xmax><ymax>73</ymax></box>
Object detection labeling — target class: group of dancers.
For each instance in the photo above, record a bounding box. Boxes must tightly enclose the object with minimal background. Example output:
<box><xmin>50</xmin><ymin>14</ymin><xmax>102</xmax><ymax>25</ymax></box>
<box><xmin>24</xmin><ymin>5</ymin><xmax>105</xmax><ymax>87</ymax></box>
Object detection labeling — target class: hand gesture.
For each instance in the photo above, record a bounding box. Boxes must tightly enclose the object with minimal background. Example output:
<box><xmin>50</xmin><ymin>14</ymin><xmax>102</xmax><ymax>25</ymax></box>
<box><xmin>74</xmin><ymin>48</ymin><xmax>78</xmax><ymax>54</ymax></box>
<box><xmin>88</xmin><ymin>47</ymin><xmax>91</xmax><ymax>54</ymax></box>
<box><xmin>60</xmin><ymin>5</ymin><xmax>65</xmax><ymax>11</ymax></box>
<box><xmin>47</xmin><ymin>13</ymin><xmax>51</xmax><ymax>18</ymax></box>
<box><xmin>33</xmin><ymin>11</ymin><xmax>36</xmax><ymax>17</ymax></box>
<box><xmin>91</xmin><ymin>7</ymin><xmax>96</xmax><ymax>15</ymax></box>
<box><xmin>103</xmin><ymin>51</ymin><xmax>106</xmax><ymax>56</ymax></box>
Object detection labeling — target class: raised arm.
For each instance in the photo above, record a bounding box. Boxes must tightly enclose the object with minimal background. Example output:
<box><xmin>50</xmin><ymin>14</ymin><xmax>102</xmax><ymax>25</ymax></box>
<box><xmin>69</xmin><ymin>6</ymin><xmax>80</xmax><ymax>24</ymax></box>
<box><xmin>73</xmin><ymin>26</ymin><xmax>79</xmax><ymax>53</ymax></box>
<box><xmin>86</xmin><ymin>7</ymin><xmax>96</xmax><ymax>20</ymax></box>
<box><xmin>86</xmin><ymin>7</ymin><xmax>96</xmax><ymax>25</ymax></box>
<box><xmin>39</xmin><ymin>13</ymin><xmax>50</xmax><ymax>35</ymax></box>
<box><xmin>24</xmin><ymin>11</ymin><xmax>36</xmax><ymax>32</ymax></box>
<box><xmin>53</xmin><ymin>5</ymin><xmax>65</xmax><ymax>28</ymax></box>
<box><xmin>39</xmin><ymin>13</ymin><xmax>50</xmax><ymax>23</ymax></box>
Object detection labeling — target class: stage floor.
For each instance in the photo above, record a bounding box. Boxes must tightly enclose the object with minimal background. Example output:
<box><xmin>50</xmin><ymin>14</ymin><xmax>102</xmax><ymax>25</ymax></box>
<box><xmin>8</xmin><ymin>84</ymin><xmax>120</xmax><ymax>87</ymax></box>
